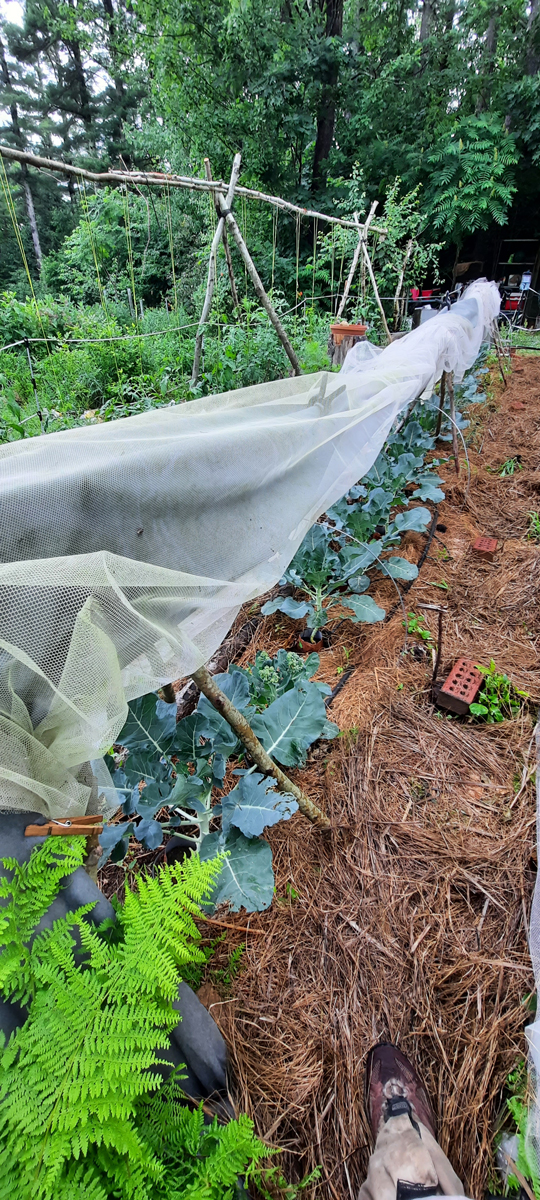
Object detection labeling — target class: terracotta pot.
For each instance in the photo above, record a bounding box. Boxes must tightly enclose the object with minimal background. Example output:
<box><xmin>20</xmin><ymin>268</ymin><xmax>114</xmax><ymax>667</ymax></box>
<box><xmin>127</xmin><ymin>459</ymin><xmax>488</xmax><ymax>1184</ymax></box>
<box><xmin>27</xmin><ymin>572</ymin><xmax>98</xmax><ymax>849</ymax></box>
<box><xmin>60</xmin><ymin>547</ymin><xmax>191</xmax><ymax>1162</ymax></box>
<box><xmin>330</xmin><ymin>322</ymin><xmax>367</xmax><ymax>347</ymax></box>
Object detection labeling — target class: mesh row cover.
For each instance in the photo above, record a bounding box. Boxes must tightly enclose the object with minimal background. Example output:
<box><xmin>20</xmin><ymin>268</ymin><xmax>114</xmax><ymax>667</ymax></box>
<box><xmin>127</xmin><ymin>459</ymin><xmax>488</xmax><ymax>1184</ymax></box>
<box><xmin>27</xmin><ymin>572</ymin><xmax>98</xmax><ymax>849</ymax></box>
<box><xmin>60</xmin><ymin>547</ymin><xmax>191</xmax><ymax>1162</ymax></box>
<box><xmin>0</xmin><ymin>281</ymin><xmax>500</xmax><ymax>818</ymax></box>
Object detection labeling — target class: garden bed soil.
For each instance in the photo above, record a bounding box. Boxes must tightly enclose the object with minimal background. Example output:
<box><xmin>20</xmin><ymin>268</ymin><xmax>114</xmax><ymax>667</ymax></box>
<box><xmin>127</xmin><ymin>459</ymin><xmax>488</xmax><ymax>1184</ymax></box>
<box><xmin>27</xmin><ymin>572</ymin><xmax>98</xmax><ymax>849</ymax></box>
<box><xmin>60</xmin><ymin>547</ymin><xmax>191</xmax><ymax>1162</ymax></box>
<box><xmin>100</xmin><ymin>352</ymin><xmax>540</xmax><ymax>1199</ymax></box>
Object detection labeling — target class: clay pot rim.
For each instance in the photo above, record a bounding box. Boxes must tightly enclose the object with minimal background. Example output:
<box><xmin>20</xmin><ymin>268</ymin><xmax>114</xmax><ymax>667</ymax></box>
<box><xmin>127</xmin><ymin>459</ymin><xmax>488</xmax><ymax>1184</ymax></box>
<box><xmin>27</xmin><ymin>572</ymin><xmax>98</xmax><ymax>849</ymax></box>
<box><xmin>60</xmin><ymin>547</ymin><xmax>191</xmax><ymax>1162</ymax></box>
<box><xmin>330</xmin><ymin>322</ymin><xmax>368</xmax><ymax>333</ymax></box>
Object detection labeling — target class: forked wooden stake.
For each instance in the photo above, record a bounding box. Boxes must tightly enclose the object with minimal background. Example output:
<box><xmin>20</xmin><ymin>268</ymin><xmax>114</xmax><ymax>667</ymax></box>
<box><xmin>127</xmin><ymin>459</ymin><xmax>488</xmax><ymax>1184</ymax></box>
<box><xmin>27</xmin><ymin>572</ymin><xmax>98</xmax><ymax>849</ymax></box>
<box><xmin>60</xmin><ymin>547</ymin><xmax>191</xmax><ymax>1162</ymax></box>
<box><xmin>491</xmin><ymin>320</ymin><xmax>508</xmax><ymax>388</ymax></box>
<box><xmin>435</xmin><ymin>372</ymin><xmax>446</xmax><ymax>437</ymax></box>
<box><xmin>335</xmin><ymin>201</ymin><xmax>378</xmax><ymax>321</ymax></box>
<box><xmin>190</xmin><ymin>664</ymin><xmax>331</xmax><ymax>830</ymax></box>
<box><xmin>191</xmin><ymin>153</ymin><xmax>242</xmax><ymax>385</ymax></box>
<box><xmin>217</xmin><ymin>203</ymin><xmax>302</xmax><ymax>376</ymax></box>
<box><xmin>393</xmin><ymin>238</ymin><xmax>413</xmax><ymax>331</ymax></box>
<box><xmin>355</xmin><ymin>215</ymin><xmax>392</xmax><ymax>345</ymax></box>
<box><xmin>204</xmin><ymin>158</ymin><xmax>241</xmax><ymax>316</ymax></box>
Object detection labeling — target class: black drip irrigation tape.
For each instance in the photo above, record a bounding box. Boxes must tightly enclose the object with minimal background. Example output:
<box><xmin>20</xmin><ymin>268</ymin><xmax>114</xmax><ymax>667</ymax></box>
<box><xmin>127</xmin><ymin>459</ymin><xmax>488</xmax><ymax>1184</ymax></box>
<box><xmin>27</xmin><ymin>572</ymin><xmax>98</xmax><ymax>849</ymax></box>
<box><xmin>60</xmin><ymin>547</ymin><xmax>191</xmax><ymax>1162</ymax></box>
<box><xmin>325</xmin><ymin>508</ymin><xmax>439</xmax><ymax>709</ymax></box>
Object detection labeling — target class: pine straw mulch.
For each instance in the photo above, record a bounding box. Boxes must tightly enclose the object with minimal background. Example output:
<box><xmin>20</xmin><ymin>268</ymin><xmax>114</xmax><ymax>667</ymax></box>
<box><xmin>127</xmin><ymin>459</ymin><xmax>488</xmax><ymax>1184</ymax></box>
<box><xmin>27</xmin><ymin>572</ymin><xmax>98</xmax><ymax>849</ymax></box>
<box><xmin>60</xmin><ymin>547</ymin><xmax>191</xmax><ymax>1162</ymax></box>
<box><xmin>98</xmin><ymin>351</ymin><xmax>540</xmax><ymax>1198</ymax></box>
<box><xmin>191</xmin><ymin>353</ymin><xmax>540</xmax><ymax>1200</ymax></box>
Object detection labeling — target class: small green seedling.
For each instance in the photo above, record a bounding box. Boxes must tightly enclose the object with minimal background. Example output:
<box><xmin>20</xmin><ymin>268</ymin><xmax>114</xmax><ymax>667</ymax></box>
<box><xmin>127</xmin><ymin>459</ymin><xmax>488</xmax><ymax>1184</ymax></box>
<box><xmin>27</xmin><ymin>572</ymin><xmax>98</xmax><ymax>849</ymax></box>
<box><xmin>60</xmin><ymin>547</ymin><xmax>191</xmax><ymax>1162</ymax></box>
<box><xmin>498</xmin><ymin>458</ymin><xmax>523</xmax><ymax>477</ymax></box>
<box><xmin>428</xmin><ymin>580</ymin><xmax>448</xmax><ymax>590</ymax></box>
<box><xmin>527</xmin><ymin>511</ymin><xmax>540</xmax><ymax>542</ymax></box>
<box><xmin>211</xmin><ymin>942</ymin><xmax>245</xmax><ymax>989</ymax></box>
<box><xmin>469</xmin><ymin>660</ymin><xmax>528</xmax><ymax>723</ymax></box>
<box><xmin>404</xmin><ymin>611</ymin><xmax>434</xmax><ymax>645</ymax></box>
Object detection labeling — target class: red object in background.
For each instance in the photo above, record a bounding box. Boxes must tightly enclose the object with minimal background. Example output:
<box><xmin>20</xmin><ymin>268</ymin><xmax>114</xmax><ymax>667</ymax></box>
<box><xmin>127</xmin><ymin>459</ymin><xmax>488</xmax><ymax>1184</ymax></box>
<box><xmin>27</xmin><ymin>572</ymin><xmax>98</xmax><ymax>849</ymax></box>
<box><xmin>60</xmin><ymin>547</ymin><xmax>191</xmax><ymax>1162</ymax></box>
<box><xmin>437</xmin><ymin>658</ymin><xmax>484</xmax><ymax>716</ymax></box>
<box><xmin>421</xmin><ymin>289</ymin><xmax>434</xmax><ymax>297</ymax></box>
<box><xmin>411</xmin><ymin>287</ymin><xmax>420</xmax><ymax>300</ymax></box>
<box><xmin>503</xmin><ymin>296</ymin><xmax>521</xmax><ymax>311</ymax></box>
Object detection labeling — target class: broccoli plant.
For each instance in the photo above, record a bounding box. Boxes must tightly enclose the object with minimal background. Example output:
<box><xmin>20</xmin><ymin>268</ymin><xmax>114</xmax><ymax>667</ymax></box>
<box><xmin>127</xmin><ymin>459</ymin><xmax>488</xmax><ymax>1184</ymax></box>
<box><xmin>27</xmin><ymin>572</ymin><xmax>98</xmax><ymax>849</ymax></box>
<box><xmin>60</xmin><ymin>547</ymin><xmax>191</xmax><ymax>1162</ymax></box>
<box><xmin>261</xmin><ymin>524</ymin><xmax>385</xmax><ymax>633</ymax></box>
<box><xmin>100</xmin><ymin>652</ymin><xmax>338</xmax><ymax>912</ymax></box>
<box><xmin>262</xmin><ymin>504</ymin><xmax>432</xmax><ymax>635</ymax></box>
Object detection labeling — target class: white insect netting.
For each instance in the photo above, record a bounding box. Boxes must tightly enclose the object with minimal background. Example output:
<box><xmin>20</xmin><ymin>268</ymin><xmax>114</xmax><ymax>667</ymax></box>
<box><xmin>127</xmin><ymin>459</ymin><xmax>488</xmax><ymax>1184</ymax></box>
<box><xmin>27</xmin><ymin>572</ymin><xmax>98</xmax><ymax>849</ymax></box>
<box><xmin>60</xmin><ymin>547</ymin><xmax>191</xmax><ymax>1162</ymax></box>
<box><xmin>0</xmin><ymin>280</ymin><xmax>500</xmax><ymax>821</ymax></box>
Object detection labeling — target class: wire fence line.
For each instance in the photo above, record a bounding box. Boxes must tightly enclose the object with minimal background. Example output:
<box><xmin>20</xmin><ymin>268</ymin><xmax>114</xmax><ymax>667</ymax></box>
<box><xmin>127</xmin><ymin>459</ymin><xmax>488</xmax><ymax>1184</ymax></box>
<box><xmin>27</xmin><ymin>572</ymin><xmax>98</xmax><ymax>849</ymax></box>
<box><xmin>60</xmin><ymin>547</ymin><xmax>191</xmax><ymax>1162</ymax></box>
<box><xmin>0</xmin><ymin>293</ymin><xmax>413</xmax><ymax>356</ymax></box>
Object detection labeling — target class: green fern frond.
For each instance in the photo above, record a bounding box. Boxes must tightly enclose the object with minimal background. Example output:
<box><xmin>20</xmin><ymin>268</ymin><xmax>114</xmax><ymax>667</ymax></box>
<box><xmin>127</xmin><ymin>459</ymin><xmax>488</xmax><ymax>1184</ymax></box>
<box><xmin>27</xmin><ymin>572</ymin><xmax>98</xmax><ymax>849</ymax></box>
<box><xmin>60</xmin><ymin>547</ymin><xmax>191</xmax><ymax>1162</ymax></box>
<box><xmin>0</xmin><ymin>836</ymin><xmax>87</xmax><ymax>1003</ymax></box>
<box><xmin>0</xmin><ymin>843</ymin><xmax>226</xmax><ymax>1199</ymax></box>
<box><xmin>138</xmin><ymin>1075</ymin><xmax>274</xmax><ymax>1199</ymax></box>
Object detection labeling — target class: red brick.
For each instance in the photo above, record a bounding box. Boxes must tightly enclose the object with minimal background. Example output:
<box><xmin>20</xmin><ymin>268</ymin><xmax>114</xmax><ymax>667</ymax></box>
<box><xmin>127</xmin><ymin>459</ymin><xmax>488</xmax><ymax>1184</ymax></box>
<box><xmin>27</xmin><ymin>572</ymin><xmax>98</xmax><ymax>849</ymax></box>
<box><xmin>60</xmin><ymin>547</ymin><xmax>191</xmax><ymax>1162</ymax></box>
<box><xmin>437</xmin><ymin>658</ymin><xmax>483</xmax><ymax>715</ymax></box>
<box><xmin>472</xmin><ymin>536</ymin><xmax>498</xmax><ymax>561</ymax></box>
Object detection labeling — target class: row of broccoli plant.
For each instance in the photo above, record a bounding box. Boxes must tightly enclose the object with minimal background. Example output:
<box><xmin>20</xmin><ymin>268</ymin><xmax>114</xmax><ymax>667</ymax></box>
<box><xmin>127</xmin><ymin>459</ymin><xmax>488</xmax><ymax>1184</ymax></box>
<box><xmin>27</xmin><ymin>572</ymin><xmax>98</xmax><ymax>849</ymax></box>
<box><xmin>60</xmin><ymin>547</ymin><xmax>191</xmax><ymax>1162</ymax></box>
<box><xmin>262</xmin><ymin>356</ymin><xmax>488</xmax><ymax>640</ymax></box>
<box><xmin>98</xmin><ymin>360</ymin><xmax>488</xmax><ymax>912</ymax></box>
<box><xmin>100</xmin><ymin>650</ymin><xmax>338</xmax><ymax>912</ymax></box>
<box><xmin>262</xmin><ymin>416</ymin><xmax>446</xmax><ymax>638</ymax></box>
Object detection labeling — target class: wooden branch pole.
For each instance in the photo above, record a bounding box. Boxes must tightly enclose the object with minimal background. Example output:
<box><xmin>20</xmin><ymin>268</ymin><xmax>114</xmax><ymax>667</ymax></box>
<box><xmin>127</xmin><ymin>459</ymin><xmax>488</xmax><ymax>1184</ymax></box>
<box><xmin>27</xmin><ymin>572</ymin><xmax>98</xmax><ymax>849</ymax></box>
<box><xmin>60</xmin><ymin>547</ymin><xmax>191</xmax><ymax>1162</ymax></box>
<box><xmin>393</xmin><ymin>238</ymin><xmax>413</xmax><ymax>331</ymax></box>
<box><xmin>223</xmin><ymin>230</ymin><xmax>241</xmax><ymax>314</ymax></box>
<box><xmin>217</xmin><ymin>200</ymin><xmax>302</xmax><ymax>376</ymax></box>
<box><xmin>435</xmin><ymin>371</ymin><xmax>446</xmax><ymax>437</ymax></box>
<box><xmin>336</xmin><ymin>201</ymin><xmax>378</xmax><ymax>321</ymax></box>
<box><xmin>204</xmin><ymin>158</ymin><xmax>241</xmax><ymax>316</ymax></box>
<box><xmin>446</xmin><ymin>370</ymin><xmax>460</xmax><ymax>475</ymax></box>
<box><xmin>190</xmin><ymin>665</ymin><xmax>331</xmax><ymax>830</ymax></box>
<box><xmin>491</xmin><ymin>320</ymin><xmax>508</xmax><ymax>388</ymax></box>
<box><xmin>191</xmin><ymin>153</ymin><xmax>241</xmax><ymax>385</ymax></box>
<box><xmin>356</xmin><ymin>216</ymin><xmax>392</xmax><ymax>345</ymax></box>
<box><xmin>0</xmin><ymin>144</ymin><xmax>387</xmax><ymax>234</ymax></box>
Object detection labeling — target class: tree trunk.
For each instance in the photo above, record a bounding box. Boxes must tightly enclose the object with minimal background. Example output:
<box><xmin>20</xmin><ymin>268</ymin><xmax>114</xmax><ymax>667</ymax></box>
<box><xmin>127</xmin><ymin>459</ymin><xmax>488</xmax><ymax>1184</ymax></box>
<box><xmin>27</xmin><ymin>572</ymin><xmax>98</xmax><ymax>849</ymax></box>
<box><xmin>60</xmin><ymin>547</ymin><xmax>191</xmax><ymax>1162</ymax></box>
<box><xmin>475</xmin><ymin>10</ymin><xmax>498</xmax><ymax>113</ymax></box>
<box><xmin>527</xmin><ymin>0</ymin><xmax>540</xmax><ymax>76</ymax></box>
<box><xmin>64</xmin><ymin>6</ymin><xmax>95</xmax><ymax>147</ymax></box>
<box><xmin>102</xmin><ymin>0</ymin><xmax>128</xmax><ymax>155</ymax></box>
<box><xmin>419</xmin><ymin>0</ymin><xmax>434</xmax><ymax>42</ymax></box>
<box><xmin>21</xmin><ymin>173</ymin><xmax>43</xmax><ymax>270</ymax></box>
<box><xmin>311</xmin><ymin>0</ymin><xmax>343</xmax><ymax>193</ymax></box>
<box><xmin>0</xmin><ymin>36</ymin><xmax>43</xmax><ymax>270</ymax></box>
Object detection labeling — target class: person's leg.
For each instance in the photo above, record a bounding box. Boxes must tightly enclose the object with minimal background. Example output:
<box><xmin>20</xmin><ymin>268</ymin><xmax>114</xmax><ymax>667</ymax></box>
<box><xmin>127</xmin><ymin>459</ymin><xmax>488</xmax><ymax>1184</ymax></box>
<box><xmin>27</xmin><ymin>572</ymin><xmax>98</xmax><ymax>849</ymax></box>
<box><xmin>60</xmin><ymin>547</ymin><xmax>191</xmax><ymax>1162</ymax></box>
<box><xmin>359</xmin><ymin>1043</ymin><xmax>465</xmax><ymax>1200</ymax></box>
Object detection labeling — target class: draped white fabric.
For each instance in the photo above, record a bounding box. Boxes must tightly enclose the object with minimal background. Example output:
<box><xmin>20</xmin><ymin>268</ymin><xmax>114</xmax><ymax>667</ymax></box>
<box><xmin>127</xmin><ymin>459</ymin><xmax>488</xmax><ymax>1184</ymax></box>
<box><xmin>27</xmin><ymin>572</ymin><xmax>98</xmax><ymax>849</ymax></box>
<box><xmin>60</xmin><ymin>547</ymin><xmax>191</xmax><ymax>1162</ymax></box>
<box><xmin>0</xmin><ymin>280</ymin><xmax>500</xmax><ymax>818</ymax></box>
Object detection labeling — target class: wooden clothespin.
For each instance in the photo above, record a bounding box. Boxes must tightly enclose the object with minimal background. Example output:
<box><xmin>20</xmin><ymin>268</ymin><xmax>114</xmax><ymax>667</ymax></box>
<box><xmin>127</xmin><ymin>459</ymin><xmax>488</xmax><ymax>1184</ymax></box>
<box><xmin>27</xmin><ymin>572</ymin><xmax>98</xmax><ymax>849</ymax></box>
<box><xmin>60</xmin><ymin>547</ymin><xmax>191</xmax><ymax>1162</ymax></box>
<box><xmin>24</xmin><ymin>814</ymin><xmax>104</xmax><ymax>838</ymax></box>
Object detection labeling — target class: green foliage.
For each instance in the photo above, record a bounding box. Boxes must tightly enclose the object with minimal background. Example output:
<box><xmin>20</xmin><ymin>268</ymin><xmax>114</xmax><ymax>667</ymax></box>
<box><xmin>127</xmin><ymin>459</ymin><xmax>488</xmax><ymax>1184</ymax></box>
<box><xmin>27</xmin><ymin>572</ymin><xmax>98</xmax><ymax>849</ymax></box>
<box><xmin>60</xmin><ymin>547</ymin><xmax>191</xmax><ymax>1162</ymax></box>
<box><xmin>468</xmin><ymin>660</ymin><xmax>528</xmax><ymax>723</ymax></box>
<box><xmin>232</xmin><ymin>648</ymin><xmax>330</xmax><ymax>710</ymax></box>
<box><xmin>504</xmin><ymin>1060</ymin><xmax>540</xmax><ymax>1197</ymax></box>
<box><xmin>527</xmin><ymin>512</ymin><xmax>540</xmax><ymax>543</ymax></box>
<box><xmin>2</xmin><ymin>0</ymin><xmax>540</xmax><ymax>309</ymax></box>
<box><xmin>403</xmin><ymin>611</ymin><xmax>435</xmax><ymax>646</ymax></box>
<box><xmin>262</xmin><ymin>401</ymin><xmax>440</xmax><ymax>635</ymax></box>
<box><xmin>0</xmin><ymin>291</ymin><xmax>331</xmax><ymax>441</ymax></box>
<box><xmin>0</xmin><ymin>838</ymin><xmax>271</xmax><ymax>1200</ymax></box>
<box><xmin>138</xmin><ymin>1088</ymin><xmax>272</xmax><ymax>1199</ymax></box>
<box><xmin>0</xmin><ymin>836</ymin><xmax>87</xmax><ymax>1003</ymax></box>
<box><xmin>497</xmin><ymin>457</ymin><xmax>523</xmax><ymax>477</ymax></box>
<box><xmin>316</xmin><ymin>174</ymin><xmax>443</xmax><ymax>331</ymax></box>
<box><xmin>423</xmin><ymin>115</ymin><xmax>518</xmax><ymax>248</ymax></box>
<box><xmin>102</xmin><ymin>651</ymin><xmax>339</xmax><ymax>909</ymax></box>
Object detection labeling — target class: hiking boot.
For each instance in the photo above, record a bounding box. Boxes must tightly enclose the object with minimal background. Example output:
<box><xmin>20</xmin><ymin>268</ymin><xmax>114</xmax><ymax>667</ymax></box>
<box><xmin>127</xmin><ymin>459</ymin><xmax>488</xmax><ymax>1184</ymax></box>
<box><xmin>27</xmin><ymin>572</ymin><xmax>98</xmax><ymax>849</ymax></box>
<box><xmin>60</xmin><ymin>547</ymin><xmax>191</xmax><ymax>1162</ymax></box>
<box><xmin>364</xmin><ymin>1042</ymin><xmax>436</xmax><ymax>1145</ymax></box>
